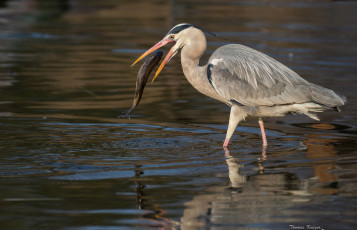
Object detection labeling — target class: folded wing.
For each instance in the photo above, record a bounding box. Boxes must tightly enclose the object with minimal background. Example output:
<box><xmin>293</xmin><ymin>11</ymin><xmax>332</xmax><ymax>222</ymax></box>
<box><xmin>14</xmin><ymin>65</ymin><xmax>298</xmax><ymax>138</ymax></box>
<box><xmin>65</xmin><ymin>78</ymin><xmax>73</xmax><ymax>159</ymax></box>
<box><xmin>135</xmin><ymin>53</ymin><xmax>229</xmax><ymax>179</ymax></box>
<box><xmin>207</xmin><ymin>44</ymin><xmax>346</xmax><ymax>108</ymax></box>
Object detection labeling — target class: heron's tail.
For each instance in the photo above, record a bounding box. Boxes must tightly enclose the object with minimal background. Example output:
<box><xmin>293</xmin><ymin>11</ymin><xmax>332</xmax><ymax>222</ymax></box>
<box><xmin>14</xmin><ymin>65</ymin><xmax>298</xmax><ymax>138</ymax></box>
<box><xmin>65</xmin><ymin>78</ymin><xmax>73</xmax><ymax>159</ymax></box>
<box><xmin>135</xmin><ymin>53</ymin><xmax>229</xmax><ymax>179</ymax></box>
<box><xmin>292</xmin><ymin>84</ymin><xmax>346</xmax><ymax>121</ymax></box>
<box><xmin>309</xmin><ymin>83</ymin><xmax>347</xmax><ymax>110</ymax></box>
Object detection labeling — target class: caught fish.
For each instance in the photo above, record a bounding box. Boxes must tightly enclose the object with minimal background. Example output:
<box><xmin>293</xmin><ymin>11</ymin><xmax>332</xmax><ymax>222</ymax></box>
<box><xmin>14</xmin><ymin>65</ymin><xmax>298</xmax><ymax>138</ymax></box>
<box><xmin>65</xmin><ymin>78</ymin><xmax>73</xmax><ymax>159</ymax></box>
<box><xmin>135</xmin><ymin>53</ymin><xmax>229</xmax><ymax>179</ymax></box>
<box><xmin>125</xmin><ymin>50</ymin><xmax>163</xmax><ymax>116</ymax></box>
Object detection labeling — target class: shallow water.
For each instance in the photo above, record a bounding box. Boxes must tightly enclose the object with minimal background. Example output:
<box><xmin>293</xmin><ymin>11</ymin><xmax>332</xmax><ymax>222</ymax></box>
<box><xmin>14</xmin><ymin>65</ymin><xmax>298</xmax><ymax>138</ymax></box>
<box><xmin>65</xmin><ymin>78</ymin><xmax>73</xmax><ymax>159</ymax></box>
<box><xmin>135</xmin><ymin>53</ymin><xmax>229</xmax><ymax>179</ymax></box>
<box><xmin>1</xmin><ymin>0</ymin><xmax>357</xmax><ymax>229</ymax></box>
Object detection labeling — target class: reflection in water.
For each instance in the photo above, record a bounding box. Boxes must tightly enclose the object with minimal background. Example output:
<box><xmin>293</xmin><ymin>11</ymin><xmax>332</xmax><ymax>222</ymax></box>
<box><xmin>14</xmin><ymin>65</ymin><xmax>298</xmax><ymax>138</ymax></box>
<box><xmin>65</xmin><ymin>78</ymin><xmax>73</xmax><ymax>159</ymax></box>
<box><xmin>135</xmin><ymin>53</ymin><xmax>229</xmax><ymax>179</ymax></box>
<box><xmin>180</xmin><ymin>139</ymin><xmax>353</xmax><ymax>229</ymax></box>
<box><xmin>180</xmin><ymin>151</ymin><xmax>300</xmax><ymax>229</ymax></box>
<box><xmin>226</xmin><ymin>152</ymin><xmax>246</xmax><ymax>189</ymax></box>
<box><xmin>304</xmin><ymin>124</ymin><xmax>339</xmax><ymax>195</ymax></box>
<box><xmin>1</xmin><ymin>0</ymin><xmax>357</xmax><ymax>229</ymax></box>
<box><xmin>133</xmin><ymin>165</ymin><xmax>179</xmax><ymax>229</ymax></box>
<box><xmin>134</xmin><ymin>165</ymin><xmax>145</xmax><ymax>210</ymax></box>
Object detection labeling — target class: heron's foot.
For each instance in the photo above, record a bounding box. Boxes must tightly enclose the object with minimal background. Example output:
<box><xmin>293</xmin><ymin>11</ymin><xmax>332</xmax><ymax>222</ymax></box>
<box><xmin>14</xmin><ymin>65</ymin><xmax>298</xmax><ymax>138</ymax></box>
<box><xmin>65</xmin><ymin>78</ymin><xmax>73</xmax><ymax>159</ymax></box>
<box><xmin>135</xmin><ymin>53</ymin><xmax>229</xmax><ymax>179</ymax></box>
<box><xmin>223</xmin><ymin>138</ymin><xmax>230</xmax><ymax>147</ymax></box>
<box><xmin>223</xmin><ymin>145</ymin><xmax>230</xmax><ymax>156</ymax></box>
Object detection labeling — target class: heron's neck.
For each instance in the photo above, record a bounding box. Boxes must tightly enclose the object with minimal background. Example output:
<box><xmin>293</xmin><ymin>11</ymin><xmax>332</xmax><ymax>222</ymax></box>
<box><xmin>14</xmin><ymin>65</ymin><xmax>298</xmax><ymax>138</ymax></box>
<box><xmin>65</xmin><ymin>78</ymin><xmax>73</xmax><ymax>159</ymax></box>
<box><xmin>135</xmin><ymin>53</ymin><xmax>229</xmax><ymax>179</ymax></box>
<box><xmin>180</xmin><ymin>28</ymin><xmax>207</xmax><ymax>74</ymax></box>
<box><xmin>181</xmin><ymin>45</ymin><xmax>205</xmax><ymax>76</ymax></box>
<box><xmin>180</xmin><ymin>35</ymin><xmax>223</xmax><ymax>102</ymax></box>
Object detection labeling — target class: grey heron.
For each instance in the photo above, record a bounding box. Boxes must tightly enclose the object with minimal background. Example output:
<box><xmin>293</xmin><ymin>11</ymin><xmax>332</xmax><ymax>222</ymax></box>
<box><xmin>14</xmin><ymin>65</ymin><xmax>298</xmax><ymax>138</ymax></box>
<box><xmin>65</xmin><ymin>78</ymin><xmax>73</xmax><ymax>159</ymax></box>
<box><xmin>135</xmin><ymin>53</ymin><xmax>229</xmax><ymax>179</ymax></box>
<box><xmin>132</xmin><ymin>23</ymin><xmax>346</xmax><ymax>148</ymax></box>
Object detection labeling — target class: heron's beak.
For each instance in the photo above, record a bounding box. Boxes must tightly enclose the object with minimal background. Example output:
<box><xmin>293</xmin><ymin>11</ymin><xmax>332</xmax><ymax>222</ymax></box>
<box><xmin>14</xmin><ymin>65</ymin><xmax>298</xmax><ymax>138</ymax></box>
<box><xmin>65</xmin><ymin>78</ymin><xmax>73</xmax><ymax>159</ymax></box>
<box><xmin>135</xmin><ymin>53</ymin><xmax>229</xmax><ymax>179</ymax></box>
<box><xmin>132</xmin><ymin>38</ymin><xmax>177</xmax><ymax>82</ymax></box>
<box><xmin>151</xmin><ymin>45</ymin><xmax>178</xmax><ymax>82</ymax></box>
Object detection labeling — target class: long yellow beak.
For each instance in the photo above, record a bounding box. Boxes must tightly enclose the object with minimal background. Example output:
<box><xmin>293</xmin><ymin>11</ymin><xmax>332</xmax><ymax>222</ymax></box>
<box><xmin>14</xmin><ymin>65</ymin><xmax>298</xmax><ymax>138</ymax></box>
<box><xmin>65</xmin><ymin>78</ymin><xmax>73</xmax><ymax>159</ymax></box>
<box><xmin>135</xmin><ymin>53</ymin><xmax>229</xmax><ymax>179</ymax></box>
<box><xmin>151</xmin><ymin>45</ymin><xmax>176</xmax><ymax>82</ymax></box>
<box><xmin>132</xmin><ymin>38</ymin><xmax>176</xmax><ymax>82</ymax></box>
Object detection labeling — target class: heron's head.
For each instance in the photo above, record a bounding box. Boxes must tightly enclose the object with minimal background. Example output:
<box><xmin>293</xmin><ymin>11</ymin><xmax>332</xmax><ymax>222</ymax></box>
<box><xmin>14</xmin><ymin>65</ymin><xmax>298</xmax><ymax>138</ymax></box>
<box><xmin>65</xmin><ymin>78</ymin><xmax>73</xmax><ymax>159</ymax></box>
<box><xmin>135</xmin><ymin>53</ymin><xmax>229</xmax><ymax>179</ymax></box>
<box><xmin>132</xmin><ymin>23</ymin><xmax>198</xmax><ymax>82</ymax></box>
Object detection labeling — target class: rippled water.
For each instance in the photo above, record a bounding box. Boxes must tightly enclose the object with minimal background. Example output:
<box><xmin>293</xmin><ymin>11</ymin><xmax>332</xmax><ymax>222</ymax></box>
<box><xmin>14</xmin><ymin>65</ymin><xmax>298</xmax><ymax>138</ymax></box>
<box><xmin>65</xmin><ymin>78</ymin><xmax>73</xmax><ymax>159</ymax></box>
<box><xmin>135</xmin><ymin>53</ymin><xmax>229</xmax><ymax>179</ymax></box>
<box><xmin>1</xmin><ymin>0</ymin><xmax>357</xmax><ymax>229</ymax></box>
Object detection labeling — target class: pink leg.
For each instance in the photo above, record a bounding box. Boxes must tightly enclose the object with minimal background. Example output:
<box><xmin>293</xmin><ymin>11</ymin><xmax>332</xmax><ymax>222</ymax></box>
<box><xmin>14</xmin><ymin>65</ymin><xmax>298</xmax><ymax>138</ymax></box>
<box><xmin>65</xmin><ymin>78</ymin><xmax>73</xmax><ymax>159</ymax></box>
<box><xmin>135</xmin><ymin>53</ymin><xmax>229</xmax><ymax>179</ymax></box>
<box><xmin>258</xmin><ymin>118</ymin><xmax>268</xmax><ymax>147</ymax></box>
<box><xmin>223</xmin><ymin>138</ymin><xmax>230</xmax><ymax>147</ymax></box>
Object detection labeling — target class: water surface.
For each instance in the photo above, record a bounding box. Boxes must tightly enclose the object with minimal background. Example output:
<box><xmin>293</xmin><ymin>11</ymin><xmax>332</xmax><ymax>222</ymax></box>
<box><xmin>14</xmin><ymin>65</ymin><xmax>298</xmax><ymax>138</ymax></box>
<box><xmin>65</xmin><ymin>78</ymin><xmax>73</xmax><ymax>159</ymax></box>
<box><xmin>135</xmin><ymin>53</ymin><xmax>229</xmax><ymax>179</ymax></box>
<box><xmin>1</xmin><ymin>0</ymin><xmax>357</xmax><ymax>229</ymax></box>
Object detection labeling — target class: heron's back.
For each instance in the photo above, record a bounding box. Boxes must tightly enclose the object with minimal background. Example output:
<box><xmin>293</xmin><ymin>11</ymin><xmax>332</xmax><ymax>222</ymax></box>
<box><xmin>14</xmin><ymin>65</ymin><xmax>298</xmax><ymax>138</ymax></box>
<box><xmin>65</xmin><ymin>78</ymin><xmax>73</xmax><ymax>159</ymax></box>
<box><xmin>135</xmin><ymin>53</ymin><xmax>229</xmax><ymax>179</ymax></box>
<box><xmin>208</xmin><ymin>44</ymin><xmax>346</xmax><ymax>109</ymax></box>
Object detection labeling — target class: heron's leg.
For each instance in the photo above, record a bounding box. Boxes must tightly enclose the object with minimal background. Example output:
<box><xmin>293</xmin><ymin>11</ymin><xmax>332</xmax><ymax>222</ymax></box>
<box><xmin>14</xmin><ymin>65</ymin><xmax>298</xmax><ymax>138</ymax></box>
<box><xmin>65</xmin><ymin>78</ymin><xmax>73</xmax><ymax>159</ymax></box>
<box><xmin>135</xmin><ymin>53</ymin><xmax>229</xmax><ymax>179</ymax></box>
<box><xmin>223</xmin><ymin>106</ymin><xmax>246</xmax><ymax>147</ymax></box>
<box><xmin>258</xmin><ymin>118</ymin><xmax>268</xmax><ymax>147</ymax></box>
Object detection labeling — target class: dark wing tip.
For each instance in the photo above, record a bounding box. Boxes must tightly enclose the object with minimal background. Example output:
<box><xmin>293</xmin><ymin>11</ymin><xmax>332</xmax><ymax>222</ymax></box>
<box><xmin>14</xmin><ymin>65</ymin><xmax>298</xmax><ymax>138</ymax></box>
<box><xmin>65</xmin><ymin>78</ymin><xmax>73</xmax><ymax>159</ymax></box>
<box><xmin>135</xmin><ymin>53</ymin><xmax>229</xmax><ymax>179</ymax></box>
<box><xmin>334</xmin><ymin>106</ymin><xmax>341</xmax><ymax>112</ymax></box>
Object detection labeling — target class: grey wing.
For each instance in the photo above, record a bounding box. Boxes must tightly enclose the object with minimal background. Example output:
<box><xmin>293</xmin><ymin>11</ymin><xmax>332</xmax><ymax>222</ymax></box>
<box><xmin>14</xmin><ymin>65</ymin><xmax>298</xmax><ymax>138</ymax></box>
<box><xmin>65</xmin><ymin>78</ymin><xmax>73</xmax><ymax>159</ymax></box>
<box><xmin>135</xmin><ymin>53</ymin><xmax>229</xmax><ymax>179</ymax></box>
<box><xmin>208</xmin><ymin>44</ymin><xmax>325</xmax><ymax>107</ymax></box>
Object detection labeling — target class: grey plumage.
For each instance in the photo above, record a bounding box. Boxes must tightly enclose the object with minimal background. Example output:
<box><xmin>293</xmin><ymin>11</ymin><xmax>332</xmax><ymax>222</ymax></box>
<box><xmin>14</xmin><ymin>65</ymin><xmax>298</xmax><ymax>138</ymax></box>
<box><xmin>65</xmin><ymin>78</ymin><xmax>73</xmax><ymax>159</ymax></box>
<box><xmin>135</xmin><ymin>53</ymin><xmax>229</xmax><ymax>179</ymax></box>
<box><xmin>208</xmin><ymin>44</ymin><xmax>346</xmax><ymax>120</ymax></box>
<box><xmin>132</xmin><ymin>23</ymin><xmax>347</xmax><ymax>147</ymax></box>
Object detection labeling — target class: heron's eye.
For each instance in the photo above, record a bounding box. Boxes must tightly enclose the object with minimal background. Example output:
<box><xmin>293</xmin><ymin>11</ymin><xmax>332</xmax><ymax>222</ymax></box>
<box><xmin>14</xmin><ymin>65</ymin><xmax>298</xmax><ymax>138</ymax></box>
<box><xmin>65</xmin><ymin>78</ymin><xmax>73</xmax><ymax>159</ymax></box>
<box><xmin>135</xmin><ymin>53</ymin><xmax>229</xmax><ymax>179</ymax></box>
<box><xmin>169</xmin><ymin>35</ymin><xmax>175</xmax><ymax>39</ymax></box>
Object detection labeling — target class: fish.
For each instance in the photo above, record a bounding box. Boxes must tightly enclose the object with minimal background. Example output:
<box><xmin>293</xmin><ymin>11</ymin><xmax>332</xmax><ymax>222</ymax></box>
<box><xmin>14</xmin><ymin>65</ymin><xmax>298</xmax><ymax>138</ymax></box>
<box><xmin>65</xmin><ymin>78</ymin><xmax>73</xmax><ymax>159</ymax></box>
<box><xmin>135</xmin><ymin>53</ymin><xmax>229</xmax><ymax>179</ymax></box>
<box><xmin>125</xmin><ymin>50</ymin><xmax>163</xmax><ymax>116</ymax></box>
